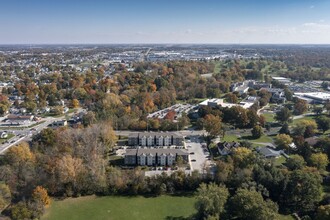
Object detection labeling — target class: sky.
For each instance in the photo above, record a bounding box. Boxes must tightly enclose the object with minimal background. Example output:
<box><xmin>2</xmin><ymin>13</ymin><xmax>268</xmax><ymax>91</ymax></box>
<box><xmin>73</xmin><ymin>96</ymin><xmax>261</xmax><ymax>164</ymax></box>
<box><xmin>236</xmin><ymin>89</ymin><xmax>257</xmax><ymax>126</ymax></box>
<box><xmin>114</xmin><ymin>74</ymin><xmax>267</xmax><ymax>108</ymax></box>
<box><xmin>1</xmin><ymin>0</ymin><xmax>330</xmax><ymax>44</ymax></box>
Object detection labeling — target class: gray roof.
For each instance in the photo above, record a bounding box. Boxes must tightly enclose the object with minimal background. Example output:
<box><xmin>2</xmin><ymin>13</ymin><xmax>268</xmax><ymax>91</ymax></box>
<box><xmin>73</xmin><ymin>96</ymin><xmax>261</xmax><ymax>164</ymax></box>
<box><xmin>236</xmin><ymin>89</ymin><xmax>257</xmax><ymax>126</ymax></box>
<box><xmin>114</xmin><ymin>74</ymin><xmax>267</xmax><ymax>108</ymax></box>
<box><xmin>124</xmin><ymin>148</ymin><xmax>189</xmax><ymax>157</ymax></box>
<box><xmin>125</xmin><ymin>149</ymin><xmax>138</xmax><ymax>156</ymax></box>
<box><xmin>128</xmin><ymin>132</ymin><xmax>182</xmax><ymax>139</ymax></box>
<box><xmin>257</xmin><ymin>147</ymin><xmax>283</xmax><ymax>158</ymax></box>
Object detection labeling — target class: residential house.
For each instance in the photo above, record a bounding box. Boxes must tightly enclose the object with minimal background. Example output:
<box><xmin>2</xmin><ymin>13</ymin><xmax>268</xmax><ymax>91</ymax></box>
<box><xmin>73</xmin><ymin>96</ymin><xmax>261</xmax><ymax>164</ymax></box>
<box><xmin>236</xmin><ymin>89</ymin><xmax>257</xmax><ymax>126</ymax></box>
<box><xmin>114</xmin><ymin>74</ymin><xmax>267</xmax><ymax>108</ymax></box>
<box><xmin>217</xmin><ymin>141</ymin><xmax>241</xmax><ymax>156</ymax></box>
<box><xmin>256</xmin><ymin>147</ymin><xmax>288</xmax><ymax>158</ymax></box>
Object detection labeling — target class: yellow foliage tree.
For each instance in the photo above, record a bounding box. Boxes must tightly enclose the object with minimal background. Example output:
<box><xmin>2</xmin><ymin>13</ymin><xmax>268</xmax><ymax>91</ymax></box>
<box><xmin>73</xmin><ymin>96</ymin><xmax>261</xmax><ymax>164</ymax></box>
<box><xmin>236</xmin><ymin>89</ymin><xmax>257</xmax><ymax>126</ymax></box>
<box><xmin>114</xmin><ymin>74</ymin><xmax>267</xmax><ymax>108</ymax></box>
<box><xmin>5</xmin><ymin>142</ymin><xmax>35</xmax><ymax>165</ymax></box>
<box><xmin>232</xmin><ymin>147</ymin><xmax>255</xmax><ymax>168</ymax></box>
<box><xmin>71</xmin><ymin>99</ymin><xmax>79</xmax><ymax>108</ymax></box>
<box><xmin>32</xmin><ymin>186</ymin><xmax>51</xmax><ymax>207</ymax></box>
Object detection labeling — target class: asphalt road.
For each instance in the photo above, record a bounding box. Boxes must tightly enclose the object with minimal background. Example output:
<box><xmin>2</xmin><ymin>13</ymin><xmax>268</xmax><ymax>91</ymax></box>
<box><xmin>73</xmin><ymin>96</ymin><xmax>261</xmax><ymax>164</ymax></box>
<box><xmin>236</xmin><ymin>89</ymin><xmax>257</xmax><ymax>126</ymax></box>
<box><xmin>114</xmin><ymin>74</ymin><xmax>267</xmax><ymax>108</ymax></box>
<box><xmin>0</xmin><ymin>108</ymin><xmax>85</xmax><ymax>154</ymax></box>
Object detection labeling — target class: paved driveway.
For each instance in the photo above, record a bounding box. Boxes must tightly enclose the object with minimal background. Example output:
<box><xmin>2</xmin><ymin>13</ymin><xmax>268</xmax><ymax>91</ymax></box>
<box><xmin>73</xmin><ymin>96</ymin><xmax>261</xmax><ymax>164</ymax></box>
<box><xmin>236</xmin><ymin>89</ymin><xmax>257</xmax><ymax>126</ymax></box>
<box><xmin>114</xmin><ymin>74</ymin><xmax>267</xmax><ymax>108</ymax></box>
<box><xmin>186</xmin><ymin>135</ymin><xmax>210</xmax><ymax>173</ymax></box>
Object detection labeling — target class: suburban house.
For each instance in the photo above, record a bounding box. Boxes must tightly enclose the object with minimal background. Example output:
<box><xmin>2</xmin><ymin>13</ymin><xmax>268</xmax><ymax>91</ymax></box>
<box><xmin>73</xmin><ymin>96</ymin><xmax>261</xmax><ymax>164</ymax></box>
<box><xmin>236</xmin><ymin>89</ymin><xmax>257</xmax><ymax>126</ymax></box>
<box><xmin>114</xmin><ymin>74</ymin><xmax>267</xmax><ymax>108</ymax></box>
<box><xmin>6</xmin><ymin>115</ymin><xmax>34</xmax><ymax>125</ymax></box>
<box><xmin>256</xmin><ymin>147</ymin><xmax>288</xmax><ymax>158</ymax></box>
<box><xmin>50</xmin><ymin>120</ymin><xmax>68</xmax><ymax>127</ymax></box>
<box><xmin>128</xmin><ymin>132</ymin><xmax>184</xmax><ymax>147</ymax></box>
<box><xmin>124</xmin><ymin>148</ymin><xmax>189</xmax><ymax>166</ymax></box>
<box><xmin>262</xmin><ymin>88</ymin><xmax>286</xmax><ymax>103</ymax></box>
<box><xmin>217</xmin><ymin>141</ymin><xmax>241</xmax><ymax>156</ymax></box>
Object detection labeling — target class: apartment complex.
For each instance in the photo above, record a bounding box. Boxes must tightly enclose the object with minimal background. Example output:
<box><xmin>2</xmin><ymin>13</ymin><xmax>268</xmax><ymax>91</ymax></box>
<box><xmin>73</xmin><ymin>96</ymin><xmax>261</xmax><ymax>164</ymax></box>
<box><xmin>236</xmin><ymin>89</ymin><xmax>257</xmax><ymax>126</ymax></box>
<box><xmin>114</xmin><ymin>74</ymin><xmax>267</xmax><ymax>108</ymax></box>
<box><xmin>124</xmin><ymin>148</ymin><xmax>189</xmax><ymax>166</ymax></box>
<box><xmin>128</xmin><ymin>132</ymin><xmax>184</xmax><ymax>147</ymax></box>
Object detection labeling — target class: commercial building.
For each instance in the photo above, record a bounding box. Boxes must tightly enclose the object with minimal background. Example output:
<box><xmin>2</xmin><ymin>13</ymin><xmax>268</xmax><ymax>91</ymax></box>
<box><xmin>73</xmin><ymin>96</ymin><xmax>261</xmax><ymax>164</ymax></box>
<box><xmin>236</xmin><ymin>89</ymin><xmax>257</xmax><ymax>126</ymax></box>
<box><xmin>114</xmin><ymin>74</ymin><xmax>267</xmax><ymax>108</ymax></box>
<box><xmin>124</xmin><ymin>148</ymin><xmax>189</xmax><ymax>166</ymax></box>
<box><xmin>199</xmin><ymin>98</ymin><xmax>254</xmax><ymax>109</ymax></box>
<box><xmin>6</xmin><ymin>115</ymin><xmax>34</xmax><ymax>125</ymax></box>
<box><xmin>272</xmin><ymin>76</ymin><xmax>291</xmax><ymax>85</ymax></box>
<box><xmin>294</xmin><ymin>92</ymin><xmax>330</xmax><ymax>104</ymax></box>
<box><xmin>128</xmin><ymin>132</ymin><xmax>184</xmax><ymax>147</ymax></box>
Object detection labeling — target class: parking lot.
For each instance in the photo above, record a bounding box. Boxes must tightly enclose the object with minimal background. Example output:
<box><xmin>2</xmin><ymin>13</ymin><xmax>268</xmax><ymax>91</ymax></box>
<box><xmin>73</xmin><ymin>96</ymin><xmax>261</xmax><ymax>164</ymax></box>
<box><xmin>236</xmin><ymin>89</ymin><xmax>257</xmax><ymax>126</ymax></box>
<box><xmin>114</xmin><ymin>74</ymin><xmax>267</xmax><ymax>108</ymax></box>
<box><xmin>186</xmin><ymin>135</ymin><xmax>211</xmax><ymax>173</ymax></box>
<box><xmin>147</xmin><ymin>104</ymin><xmax>196</xmax><ymax>120</ymax></box>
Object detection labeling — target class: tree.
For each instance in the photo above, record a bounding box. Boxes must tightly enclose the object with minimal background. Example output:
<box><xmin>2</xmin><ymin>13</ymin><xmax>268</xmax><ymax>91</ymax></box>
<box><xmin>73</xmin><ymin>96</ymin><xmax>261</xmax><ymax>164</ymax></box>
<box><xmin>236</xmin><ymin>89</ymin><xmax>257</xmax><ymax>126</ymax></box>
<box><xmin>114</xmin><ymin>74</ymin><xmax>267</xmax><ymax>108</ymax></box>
<box><xmin>232</xmin><ymin>147</ymin><xmax>255</xmax><ymax>168</ymax></box>
<box><xmin>280</xmin><ymin>170</ymin><xmax>322</xmax><ymax>213</ymax></box>
<box><xmin>225</xmin><ymin>93</ymin><xmax>238</xmax><ymax>103</ymax></box>
<box><xmin>274</xmin><ymin>134</ymin><xmax>293</xmax><ymax>151</ymax></box>
<box><xmin>71</xmin><ymin>98</ymin><xmax>80</xmax><ymax>108</ymax></box>
<box><xmin>32</xmin><ymin>186</ymin><xmax>51</xmax><ymax>207</ymax></box>
<box><xmin>251</xmin><ymin>125</ymin><xmax>263</xmax><ymax>139</ymax></box>
<box><xmin>5</xmin><ymin>142</ymin><xmax>35</xmax><ymax>165</ymax></box>
<box><xmin>309</xmin><ymin>153</ymin><xmax>329</xmax><ymax>170</ymax></box>
<box><xmin>293</xmin><ymin>99</ymin><xmax>308</xmax><ymax>115</ymax></box>
<box><xmin>228</xmin><ymin>188</ymin><xmax>279</xmax><ymax>220</ymax></box>
<box><xmin>247</xmin><ymin>110</ymin><xmax>260</xmax><ymax>127</ymax></box>
<box><xmin>275</xmin><ymin>107</ymin><xmax>291</xmax><ymax>124</ymax></box>
<box><xmin>203</xmin><ymin>114</ymin><xmax>222</xmax><ymax>138</ymax></box>
<box><xmin>285</xmin><ymin>155</ymin><xmax>306</xmax><ymax>170</ymax></box>
<box><xmin>279</xmin><ymin>123</ymin><xmax>290</xmax><ymax>135</ymax></box>
<box><xmin>195</xmin><ymin>183</ymin><xmax>229</xmax><ymax>219</ymax></box>
<box><xmin>10</xmin><ymin>202</ymin><xmax>33</xmax><ymax>220</ymax></box>
<box><xmin>56</xmin><ymin>155</ymin><xmax>86</xmax><ymax>192</ymax></box>
<box><xmin>0</xmin><ymin>183</ymin><xmax>11</xmax><ymax>212</ymax></box>
<box><xmin>315</xmin><ymin>205</ymin><xmax>330</xmax><ymax>220</ymax></box>
<box><xmin>316</xmin><ymin>116</ymin><xmax>330</xmax><ymax>133</ymax></box>
<box><xmin>292</xmin><ymin>119</ymin><xmax>318</xmax><ymax>138</ymax></box>
<box><xmin>82</xmin><ymin>111</ymin><xmax>96</xmax><ymax>127</ymax></box>
<box><xmin>313</xmin><ymin>106</ymin><xmax>323</xmax><ymax>115</ymax></box>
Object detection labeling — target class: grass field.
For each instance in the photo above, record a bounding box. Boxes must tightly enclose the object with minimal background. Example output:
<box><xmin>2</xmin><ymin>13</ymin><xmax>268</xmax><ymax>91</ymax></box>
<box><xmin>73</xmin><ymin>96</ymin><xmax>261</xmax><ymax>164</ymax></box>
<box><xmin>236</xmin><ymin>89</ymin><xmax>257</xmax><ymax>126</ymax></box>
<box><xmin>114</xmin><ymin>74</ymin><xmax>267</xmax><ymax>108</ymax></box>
<box><xmin>42</xmin><ymin>195</ymin><xmax>197</xmax><ymax>220</ymax></box>
<box><xmin>262</xmin><ymin>113</ymin><xmax>275</xmax><ymax>123</ymax></box>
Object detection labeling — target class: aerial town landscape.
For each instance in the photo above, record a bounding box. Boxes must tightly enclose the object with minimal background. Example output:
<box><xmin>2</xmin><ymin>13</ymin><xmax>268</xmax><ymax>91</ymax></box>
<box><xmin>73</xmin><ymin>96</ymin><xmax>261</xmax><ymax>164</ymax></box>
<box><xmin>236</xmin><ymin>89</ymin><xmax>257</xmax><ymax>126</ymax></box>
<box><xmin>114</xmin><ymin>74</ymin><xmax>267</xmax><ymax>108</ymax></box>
<box><xmin>2</xmin><ymin>1</ymin><xmax>330</xmax><ymax>220</ymax></box>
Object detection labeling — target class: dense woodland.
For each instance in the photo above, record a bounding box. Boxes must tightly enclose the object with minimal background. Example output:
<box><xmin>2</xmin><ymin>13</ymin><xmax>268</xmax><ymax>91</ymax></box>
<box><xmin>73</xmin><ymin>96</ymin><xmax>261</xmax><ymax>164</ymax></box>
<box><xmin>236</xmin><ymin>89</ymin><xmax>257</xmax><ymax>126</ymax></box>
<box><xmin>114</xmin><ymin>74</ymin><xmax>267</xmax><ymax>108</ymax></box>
<box><xmin>2</xmin><ymin>47</ymin><xmax>330</xmax><ymax>219</ymax></box>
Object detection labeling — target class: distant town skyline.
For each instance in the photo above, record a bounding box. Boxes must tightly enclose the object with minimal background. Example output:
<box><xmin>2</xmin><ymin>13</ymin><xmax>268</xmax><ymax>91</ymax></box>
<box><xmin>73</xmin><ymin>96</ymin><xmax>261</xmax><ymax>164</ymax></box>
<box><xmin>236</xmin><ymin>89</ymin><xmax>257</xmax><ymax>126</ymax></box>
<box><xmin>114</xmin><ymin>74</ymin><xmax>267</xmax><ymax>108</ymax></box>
<box><xmin>1</xmin><ymin>0</ymin><xmax>330</xmax><ymax>44</ymax></box>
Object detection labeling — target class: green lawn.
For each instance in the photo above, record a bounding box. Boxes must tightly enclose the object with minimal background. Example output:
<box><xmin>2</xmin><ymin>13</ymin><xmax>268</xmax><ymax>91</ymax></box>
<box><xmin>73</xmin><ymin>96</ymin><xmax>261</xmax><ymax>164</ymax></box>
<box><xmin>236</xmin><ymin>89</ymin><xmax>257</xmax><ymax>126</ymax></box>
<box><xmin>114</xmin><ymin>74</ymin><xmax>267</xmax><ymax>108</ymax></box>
<box><xmin>0</xmin><ymin>133</ymin><xmax>15</xmax><ymax>144</ymax></box>
<box><xmin>262</xmin><ymin>113</ymin><xmax>275</xmax><ymax>123</ymax></box>
<box><xmin>223</xmin><ymin>134</ymin><xmax>273</xmax><ymax>144</ymax></box>
<box><xmin>42</xmin><ymin>195</ymin><xmax>196</xmax><ymax>220</ymax></box>
<box><xmin>222</xmin><ymin>134</ymin><xmax>240</xmax><ymax>142</ymax></box>
<box><xmin>279</xmin><ymin>214</ymin><xmax>295</xmax><ymax>220</ymax></box>
<box><xmin>291</xmin><ymin>115</ymin><xmax>317</xmax><ymax>125</ymax></box>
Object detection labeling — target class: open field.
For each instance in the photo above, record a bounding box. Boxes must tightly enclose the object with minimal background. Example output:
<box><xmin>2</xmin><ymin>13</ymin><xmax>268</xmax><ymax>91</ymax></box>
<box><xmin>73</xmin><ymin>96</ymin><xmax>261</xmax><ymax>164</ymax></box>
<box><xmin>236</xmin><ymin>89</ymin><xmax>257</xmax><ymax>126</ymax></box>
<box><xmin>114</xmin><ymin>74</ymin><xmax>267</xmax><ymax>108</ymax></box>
<box><xmin>42</xmin><ymin>195</ymin><xmax>196</xmax><ymax>220</ymax></box>
<box><xmin>262</xmin><ymin>112</ymin><xmax>275</xmax><ymax>123</ymax></box>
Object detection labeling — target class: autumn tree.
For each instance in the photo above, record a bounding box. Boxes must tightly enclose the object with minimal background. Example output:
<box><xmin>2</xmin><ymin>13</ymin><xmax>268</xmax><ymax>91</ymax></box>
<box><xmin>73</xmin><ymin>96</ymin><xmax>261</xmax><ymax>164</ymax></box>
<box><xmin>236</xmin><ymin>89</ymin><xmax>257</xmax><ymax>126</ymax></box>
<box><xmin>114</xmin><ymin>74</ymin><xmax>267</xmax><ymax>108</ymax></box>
<box><xmin>292</xmin><ymin>119</ymin><xmax>318</xmax><ymax>138</ymax></box>
<box><xmin>71</xmin><ymin>98</ymin><xmax>80</xmax><ymax>108</ymax></box>
<box><xmin>232</xmin><ymin>147</ymin><xmax>255</xmax><ymax>168</ymax></box>
<box><xmin>225</xmin><ymin>92</ymin><xmax>238</xmax><ymax>103</ymax></box>
<box><xmin>0</xmin><ymin>183</ymin><xmax>11</xmax><ymax>212</ymax></box>
<box><xmin>274</xmin><ymin>134</ymin><xmax>293</xmax><ymax>151</ymax></box>
<box><xmin>293</xmin><ymin>99</ymin><xmax>308</xmax><ymax>115</ymax></box>
<box><xmin>203</xmin><ymin>114</ymin><xmax>222</xmax><ymax>138</ymax></box>
<box><xmin>32</xmin><ymin>186</ymin><xmax>51</xmax><ymax>207</ymax></box>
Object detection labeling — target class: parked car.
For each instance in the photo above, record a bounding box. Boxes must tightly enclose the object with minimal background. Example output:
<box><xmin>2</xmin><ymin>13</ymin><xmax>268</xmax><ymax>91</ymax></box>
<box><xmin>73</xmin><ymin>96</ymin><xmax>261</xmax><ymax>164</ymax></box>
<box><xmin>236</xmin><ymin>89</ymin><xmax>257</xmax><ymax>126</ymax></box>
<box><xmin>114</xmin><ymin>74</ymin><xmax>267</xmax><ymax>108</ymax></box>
<box><xmin>191</xmin><ymin>159</ymin><xmax>196</xmax><ymax>162</ymax></box>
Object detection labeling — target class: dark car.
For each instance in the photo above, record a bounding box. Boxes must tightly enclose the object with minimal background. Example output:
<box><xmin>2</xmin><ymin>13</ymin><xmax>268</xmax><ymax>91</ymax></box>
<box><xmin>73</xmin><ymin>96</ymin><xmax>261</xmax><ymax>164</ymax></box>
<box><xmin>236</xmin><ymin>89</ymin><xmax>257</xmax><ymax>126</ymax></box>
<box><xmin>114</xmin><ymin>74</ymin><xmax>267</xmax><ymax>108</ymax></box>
<box><xmin>189</xmin><ymin>152</ymin><xmax>195</xmax><ymax>155</ymax></box>
<box><xmin>191</xmin><ymin>159</ymin><xmax>196</xmax><ymax>162</ymax></box>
